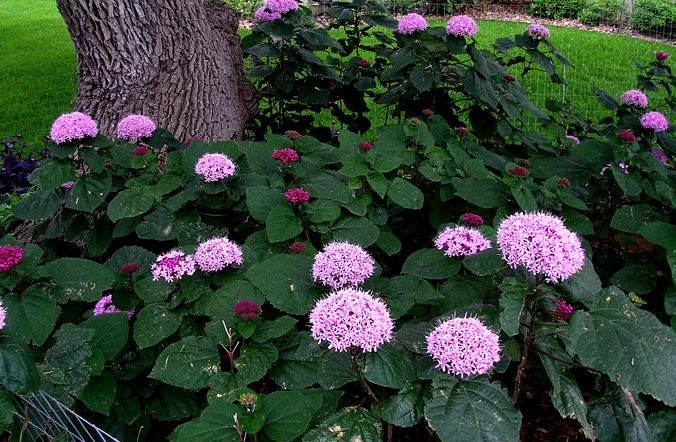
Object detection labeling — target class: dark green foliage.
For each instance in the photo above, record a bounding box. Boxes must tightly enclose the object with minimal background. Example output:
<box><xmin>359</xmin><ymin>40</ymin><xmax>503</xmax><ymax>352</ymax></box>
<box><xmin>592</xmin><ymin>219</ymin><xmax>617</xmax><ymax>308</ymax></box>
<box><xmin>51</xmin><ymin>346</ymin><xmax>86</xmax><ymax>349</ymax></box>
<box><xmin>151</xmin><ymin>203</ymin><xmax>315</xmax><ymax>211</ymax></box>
<box><xmin>631</xmin><ymin>0</ymin><xmax>676</xmax><ymax>39</ymax></box>
<box><xmin>529</xmin><ymin>0</ymin><xmax>586</xmax><ymax>19</ymax></box>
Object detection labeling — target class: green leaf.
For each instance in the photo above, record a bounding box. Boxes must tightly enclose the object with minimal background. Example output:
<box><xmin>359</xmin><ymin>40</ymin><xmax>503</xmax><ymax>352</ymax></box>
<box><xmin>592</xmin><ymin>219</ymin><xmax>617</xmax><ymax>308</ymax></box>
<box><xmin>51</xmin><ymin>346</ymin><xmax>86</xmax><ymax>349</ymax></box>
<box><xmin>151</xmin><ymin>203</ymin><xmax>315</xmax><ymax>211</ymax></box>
<box><xmin>3</xmin><ymin>286</ymin><xmax>60</xmax><ymax>345</ymax></box>
<box><xmin>235</xmin><ymin>342</ymin><xmax>278</xmax><ymax>384</ymax></box>
<box><xmin>463</xmin><ymin>248</ymin><xmax>504</xmax><ymax>276</ymax></box>
<box><xmin>388</xmin><ymin>178</ymin><xmax>424</xmax><ymax>209</ymax></box>
<box><xmin>0</xmin><ymin>338</ymin><xmax>40</xmax><ymax>395</ymax></box>
<box><xmin>150</xmin><ymin>336</ymin><xmax>220</xmax><ymax>390</ymax></box>
<box><xmin>612</xmin><ymin>165</ymin><xmax>642</xmax><ymax>196</ymax></box>
<box><xmin>648</xmin><ymin>409</ymin><xmax>676</xmax><ymax>442</ymax></box>
<box><xmin>569</xmin><ymin>287</ymin><xmax>676</xmax><ymax>406</ymax></box>
<box><xmin>330</xmin><ymin>216</ymin><xmax>380</xmax><ymax>247</ymax></box>
<box><xmin>66</xmin><ymin>172</ymin><xmax>112</xmax><ymax>212</ymax></box>
<box><xmin>262</xmin><ymin>390</ymin><xmax>323</xmax><ymax>442</ymax></box>
<box><xmin>266</xmin><ymin>205</ymin><xmax>303</xmax><ymax>243</ymax></box>
<box><xmin>366</xmin><ymin>126</ymin><xmax>406</xmax><ymax>173</ymax></box>
<box><xmin>44</xmin><ymin>324</ymin><xmax>94</xmax><ymax>397</ymax></box>
<box><xmin>246</xmin><ymin>254</ymin><xmax>323</xmax><ymax>315</ymax></box>
<box><xmin>611</xmin><ymin>205</ymin><xmax>660</xmax><ymax>233</ymax></box>
<box><xmin>306</xmin><ymin>199</ymin><xmax>342</xmax><ymax>223</ymax></box>
<box><xmin>134</xmin><ymin>303</ymin><xmax>184</xmax><ymax>349</ymax></box>
<box><xmin>136</xmin><ymin>207</ymin><xmax>178</xmax><ymax>241</ymax></box>
<box><xmin>363</xmin><ymin>343</ymin><xmax>416</xmax><ymax>389</ymax></box>
<box><xmin>588</xmin><ymin>383</ymin><xmax>652</xmax><ymax>442</ymax></box>
<box><xmin>377</xmin><ymin>385</ymin><xmax>425</xmax><ymax>427</ymax></box>
<box><xmin>80</xmin><ymin>313</ymin><xmax>129</xmax><ymax>361</ymax></box>
<box><xmin>105</xmin><ymin>245</ymin><xmax>156</xmax><ymax>274</ymax></box>
<box><xmin>424</xmin><ymin>376</ymin><xmax>522</xmax><ymax>442</ymax></box>
<box><xmin>376</xmin><ymin>230</ymin><xmax>402</xmax><ymax>256</ymax></box>
<box><xmin>80</xmin><ymin>371</ymin><xmax>117</xmax><ymax>415</ymax></box>
<box><xmin>251</xmin><ymin>316</ymin><xmax>297</xmax><ymax>343</ymax></box>
<box><xmin>147</xmin><ymin>386</ymin><xmax>202</xmax><ymax>422</ymax></box>
<box><xmin>246</xmin><ymin>187</ymin><xmax>287</xmax><ymax>222</ymax></box>
<box><xmin>303</xmin><ymin>407</ymin><xmax>382</xmax><ymax>442</ymax></box>
<box><xmin>561</xmin><ymin>259</ymin><xmax>602</xmax><ymax>308</ymax></box>
<box><xmin>40</xmin><ymin>258</ymin><xmax>115</xmax><ymax>302</ymax></box>
<box><xmin>0</xmin><ymin>388</ymin><xmax>13</xmax><ymax>433</ymax></box>
<box><xmin>366</xmin><ymin>172</ymin><xmax>390</xmax><ymax>198</ymax></box>
<box><xmin>13</xmin><ymin>189</ymin><xmax>61</xmax><ymax>220</ymax></box>
<box><xmin>511</xmin><ymin>187</ymin><xmax>538</xmax><ymax>212</ymax></box>
<box><xmin>610</xmin><ymin>265</ymin><xmax>657</xmax><ymax>295</ymax></box>
<box><xmin>107</xmin><ymin>188</ymin><xmax>155</xmax><ymax>222</ymax></box>
<box><xmin>402</xmin><ymin>248</ymin><xmax>461</xmax><ymax>280</ymax></box>
<box><xmin>499</xmin><ymin>277</ymin><xmax>528</xmax><ymax>336</ymax></box>
<box><xmin>639</xmin><ymin>222</ymin><xmax>676</xmax><ymax>250</ymax></box>
<box><xmin>303</xmin><ymin>173</ymin><xmax>349</xmax><ymax>204</ymax></box>
<box><xmin>548</xmin><ymin>371</ymin><xmax>595</xmax><ymax>440</ymax></box>
<box><xmin>318</xmin><ymin>352</ymin><xmax>357</xmax><ymax>389</ymax></box>
<box><xmin>451</xmin><ymin>178</ymin><xmax>507</xmax><ymax>208</ymax></box>
<box><xmin>172</xmin><ymin>397</ymin><xmax>240</xmax><ymax>442</ymax></box>
<box><xmin>135</xmin><ymin>276</ymin><xmax>172</xmax><ymax>303</ymax></box>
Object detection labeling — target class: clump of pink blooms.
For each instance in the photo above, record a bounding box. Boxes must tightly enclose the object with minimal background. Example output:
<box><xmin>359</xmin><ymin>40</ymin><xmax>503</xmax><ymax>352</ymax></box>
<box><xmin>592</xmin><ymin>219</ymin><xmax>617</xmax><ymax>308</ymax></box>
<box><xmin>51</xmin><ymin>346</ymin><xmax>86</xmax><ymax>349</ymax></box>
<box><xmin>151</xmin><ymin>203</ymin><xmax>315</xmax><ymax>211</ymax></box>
<box><xmin>285</xmin><ymin>188</ymin><xmax>310</xmax><ymax>205</ymax></box>
<box><xmin>0</xmin><ymin>299</ymin><xmax>6</xmax><ymax>329</ymax></box>
<box><xmin>50</xmin><ymin>112</ymin><xmax>98</xmax><ymax>144</ymax></box>
<box><xmin>309</xmin><ymin>288</ymin><xmax>394</xmax><ymax>352</ymax></box>
<box><xmin>565</xmin><ymin>135</ymin><xmax>580</xmax><ymax>145</ymax></box>
<box><xmin>234</xmin><ymin>300</ymin><xmax>261</xmax><ymax>320</ymax></box>
<box><xmin>194</xmin><ymin>237</ymin><xmax>243</xmax><ymax>272</ymax></box>
<box><xmin>151</xmin><ymin>250</ymin><xmax>196</xmax><ymax>283</ymax></box>
<box><xmin>0</xmin><ymin>245</ymin><xmax>23</xmax><ymax>272</ymax></box>
<box><xmin>254</xmin><ymin>7</ymin><xmax>281</xmax><ymax>21</ymax></box>
<box><xmin>255</xmin><ymin>0</ymin><xmax>297</xmax><ymax>20</ymax></box>
<box><xmin>652</xmin><ymin>149</ymin><xmax>668</xmax><ymax>165</ymax></box>
<box><xmin>116</xmin><ymin>114</ymin><xmax>156</xmax><ymax>140</ymax></box>
<box><xmin>426</xmin><ymin>316</ymin><xmax>501</xmax><ymax>377</ymax></box>
<box><xmin>620</xmin><ymin>90</ymin><xmax>648</xmax><ymax>108</ymax></box>
<box><xmin>446</xmin><ymin>15</ymin><xmax>478</xmax><ymax>37</ymax></box>
<box><xmin>555</xmin><ymin>299</ymin><xmax>574</xmax><ymax>321</ymax></box>
<box><xmin>462</xmin><ymin>213</ymin><xmax>484</xmax><ymax>226</ymax></box>
<box><xmin>312</xmin><ymin>241</ymin><xmax>375</xmax><ymax>289</ymax></box>
<box><xmin>434</xmin><ymin>226</ymin><xmax>491</xmax><ymax>257</ymax></box>
<box><xmin>526</xmin><ymin>23</ymin><xmax>550</xmax><ymax>39</ymax></box>
<box><xmin>289</xmin><ymin>242</ymin><xmax>307</xmax><ymax>253</ymax></box>
<box><xmin>195</xmin><ymin>153</ymin><xmax>236</xmax><ymax>182</ymax></box>
<box><xmin>93</xmin><ymin>294</ymin><xmax>133</xmax><ymax>317</ymax></box>
<box><xmin>397</xmin><ymin>13</ymin><xmax>428</xmax><ymax>34</ymax></box>
<box><xmin>497</xmin><ymin>212</ymin><xmax>585</xmax><ymax>283</ymax></box>
<box><xmin>272</xmin><ymin>148</ymin><xmax>299</xmax><ymax>164</ymax></box>
<box><xmin>640</xmin><ymin>111</ymin><xmax>669</xmax><ymax>132</ymax></box>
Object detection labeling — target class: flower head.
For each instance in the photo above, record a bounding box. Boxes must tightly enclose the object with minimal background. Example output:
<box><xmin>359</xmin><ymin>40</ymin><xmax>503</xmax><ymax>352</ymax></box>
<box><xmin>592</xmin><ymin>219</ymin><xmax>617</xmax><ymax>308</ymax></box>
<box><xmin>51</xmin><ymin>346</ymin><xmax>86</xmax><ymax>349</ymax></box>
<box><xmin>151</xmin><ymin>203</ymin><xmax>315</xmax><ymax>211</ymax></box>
<box><xmin>289</xmin><ymin>242</ymin><xmax>307</xmax><ymax>253</ymax></box>
<box><xmin>435</xmin><ymin>226</ymin><xmax>491</xmax><ymax>257</ymax></box>
<box><xmin>309</xmin><ymin>288</ymin><xmax>394</xmax><ymax>352</ymax></box>
<box><xmin>497</xmin><ymin>212</ymin><xmax>585</xmax><ymax>283</ymax></box>
<box><xmin>618</xmin><ymin>162</ymin><xmax>630</xmax><ymax>174</ymax></box>
<box><xmin>619</xmin><ymin>129</ymin><xmax>636</xmax><ymax>142</ymax></box>
<box><xmin>194</xmin><ymin>237</ymin><xmax>243</xmax><ymax>272</ymax></box>
<box><xmin>358</xmin><ymin>142</ymin><xmax>373</xmax><ymax>151</ymax></box>
<box><xmin>195</xmin><ymin>153</ymin><xmax>236</xmax><ymax>182</ymax></box>
<box><xmin>397</xmin><ymin>13</ymin><xmax>428</xmax><ymax>34</ymax></box>
<box><xmin>456</xmin><ymin>127</ymin><xmax>469</xmax><ymax>135</ymax></box>
<box><xmin>508</xmin><ymin>166</ymin><xmax>529</xmax><ymax>177</ymax></box>
<box><xmin>656</xmin><ymin>51</ymin><xmax>670</xmax><ymax>61</ymax></box>
<box><xmin>446</xmin><ymin>15</ymin><xmax>478</xmax><ymax>37</ymax></box>
<box><xmin>641</xmin><ymin>111</ymin><xmax>669</xmax><ymax>132</ymax></box>
<box><xmin>565</xmin><ymin>135</ymin><xmax>580</xmax><ymax>145</ymax></box>
<box><xmin>151</xmin><ymin>250</ymin><xmax>196</xmax><ymax>283</ymax></box>
<box><xmin>620</xmin><ymin>90</ymin><xmax>648</xmax><ymax>108</ymax></box>
<box><xmin>286</xmin><ymin>130</ymin><xmax>301</xmax><ymax>140</ymax></box>
<box><xmin>312</xmin><ymin>241</ymin><xmax>375</xmax><ymax>289</ymax></box>
<box><xmin>462</xmin><ymin>213</ymin><xmax>484</xmax><ymax>226</ymax></box>
<box><xmin>558</xmin><ymin>177</ymin><xmax>570</xmax><ymax>188</ymax></box>
<box><xmin>503</xmin><ymin>74</ymin><xmax>516</xmax><ymax>82</ymax></box>
<box><xmin>652</xmin><ymin>148</ymin><xmax>668</xmax><ymax>165</ymax></box>
<box><xmin>272</xmin><ymin>148</ymin><xmax>299</xmax><ymax>164</ymax></box>
<box><xmin>121</xmin><ymin>262</ymin><xmax>140</xmax><ymax>274</ymax></box>
<box><xmin>254</xmin><ymin>6</ymin><xmax>281</xmax><ymax>21</ymax></box>
<box><xmin>356</xmin><ymin>59</ymin><xmax>371</xmax><ymax>68</ymax></box>
<box><xmin>132</xmin><ymin>146</ymin><xmax>149</xmax><ymax>156</ymax></box>
<box><xmin>94</xmin><ymin>294</ymin><xmax>133</xmax><ymax>317</ymax></box>
<box><xmin>526</xmin><ymin>24</ymin><xmax>550</xmax><ymax>39</ymax></box>
<box><xmin>0</xmin><ymin>299</ymin><xmax>6</xmax><ymax>329</ymax></box>
<box><xmin>285</xmin><ymin>188</ymin><xmax>310</xmax><ymax>205</ymax></box>
<box><xmin>554</xmin><ymin>299</ymin><xmax>574</xmax><ymax>321</ymax></box>
<box><xmin>265</xmin><ymin>0</ymin><xmax>298</xmax><ymax>14</ymax></box>
<box><xmin>422</xmin><ymin>109</ymin><xmax>434</xmax><ymax>116</ymax></box>
<box><xmin>426</xmin><ymin>316</ymin><xmax>501</xmax><ymax>377</ymax></box>
<box><xmin>116</xmin><ymin>114</ymin><xmax>156</xmax><ymax>140</ymax></box>
<box><xmin>50</xmin><ymin>112</ymin><xmax>98</xmax><ymax>144</ymax></box>
<box><xmin>0</xmin><ymin>245</ymin><xmax>23</xmax><ymax>272</ymax></box>
<box><xmin>234</xmin><ymin>300</ymin><xmax>261</xmax><ymax>320</ymax></box>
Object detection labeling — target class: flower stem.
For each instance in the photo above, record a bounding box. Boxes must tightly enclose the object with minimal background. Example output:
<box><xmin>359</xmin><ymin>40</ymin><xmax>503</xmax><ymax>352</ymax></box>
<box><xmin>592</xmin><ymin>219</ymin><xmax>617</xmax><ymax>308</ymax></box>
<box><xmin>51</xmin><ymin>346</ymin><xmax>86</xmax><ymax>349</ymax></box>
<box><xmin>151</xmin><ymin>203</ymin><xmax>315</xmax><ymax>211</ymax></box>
<box><xmin>350</xmin><ymin>347</ymin><xmax>379</xmax><ymax>405</ymax></box>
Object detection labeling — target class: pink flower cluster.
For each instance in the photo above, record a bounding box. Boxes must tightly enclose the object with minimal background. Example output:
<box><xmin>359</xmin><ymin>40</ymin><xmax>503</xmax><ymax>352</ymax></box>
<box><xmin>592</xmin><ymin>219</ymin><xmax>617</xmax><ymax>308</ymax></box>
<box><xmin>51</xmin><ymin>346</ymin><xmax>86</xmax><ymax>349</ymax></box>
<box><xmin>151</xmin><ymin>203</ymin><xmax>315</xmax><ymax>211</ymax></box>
<box><xmin>285</xmin><ymin>188</ymin><xmax>310</xmax><ymax>205</ymax></box>
<box><xmin>526</xmin><ymin>24</ymin><xmax>550</xmax><ymax>39</ymax></box>
<box><xmin>434</xmin><ymin>226</ymin><xmax>491</xmax><ymax>257</ymax></box>
<box><xmin>50</xmin><ymin>112</ymin><xmax>98</xmax><ymax>144</ymax></box>
<box><xmin>497</xmin><ymin>212</ymin><xmax>585</xmax><ymax>283</ymax></box>
<box><xmin>312</xmin><ymin>241</ymin><xmax>375</xmax><ymax>289</ymax></box>
<box><xmin>309</xmin><ymin>288</ymin><xmax>394</xmax><ymax>352</ymax></box>
<box><xmin>0</xmin><ymin>299</ymin><xmax>6</xmax><ymax>329</ymax></box>
<box><xmin>254</xmin><ymin>7</ymin><xmax>281</xmax><ymax>21</ymax></box>
<box><xmin>555</xmin><ymin>299</ymin><xmax>574</xmax><ymax>321</ymax></box>
<box><xmin>426</xmin><ymin>316</ymin><xmax>501</xmax><ymax>377</ymax></box>
<box><xmin>0</xmin><ymin>245</ymin><xmax>23</xmax><ymax>272</ymax></box>
<box><xmin>195</xmin><ymin>153</ymin><xmax>236</xmax><ymax>182</ymax></box>
<box><xmin>194</xmin><ymin>237</ymin><xmax>243</xmax><ymax>272</ymax></box>
<box><xmin>641</xmin><ymin>111</ymin><xmax>669</xmax><ymax>132</ymax></box>
<box><xmin>254</xmin><ymin>0</ymin><xmax>298</xmax><ymax>21</ymax></box>
<box><xmin>652</xmin><ymin>149</ymin><xmax>668</xmax><ymax>165</ymax></box>
<box><xmin>620</xmin><ymin>90</ymin><xmax>648</xmax><ymax>108</ymax></box>
<box><xmin>234</xmin><ymin>300</ymin><xmax>260</xmax><ymax>320</ymax></box>
<box><xmin>151</xmin><ymin>250</ymin><xmax>196</xmax><ymax>283</ymax></box>
<box><xmin>397</xmin><ymin>13</ymin><xmax>428</xmax><ymax>34</ymax></box>
<box><xmin>116</xmin><ymin>114</ymin><xmax>156</xmax><ymax>140</ymax></box>
<box><xmin>93</xmin><ymin>294</ymin><xmax>132</xmax><ymax>317</ymax></box>
<box><xmin>446</xmin><ymin>15</ymin><xmax>478</xmax><ymax>37</ymax></box>
<box><xmin>272</xmin><ymin>148</ymin><xmax>299</xmax><ymax>164</ymax></box>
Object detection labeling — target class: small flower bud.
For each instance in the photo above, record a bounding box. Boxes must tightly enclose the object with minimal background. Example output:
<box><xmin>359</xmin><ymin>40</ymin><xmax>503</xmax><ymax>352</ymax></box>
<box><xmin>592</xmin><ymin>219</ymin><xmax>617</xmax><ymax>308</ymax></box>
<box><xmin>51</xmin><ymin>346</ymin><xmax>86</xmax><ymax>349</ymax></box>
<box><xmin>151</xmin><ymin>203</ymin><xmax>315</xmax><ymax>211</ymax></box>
<box><xmin>121</xmin><ymin>262</ymin><xmax>140</xmax><ymax>274</ymax></box>
<box><xmin>508</xmin><ymin>166</ymin><xmax>529</xmax><ymax>177</ymax></box>
<box><xmin>358</xmin><ymin>142</ymin><xmax>373</xmax><ymax>151</ymax></box>
<box><xmin>503</xmin><ymin>74</ymin><xmax>516</xmax><ymax>82</ymax></box>
<box><xmin>619</xmin><ymin>129</ymin><xmax>636</xmax><ymax>142</ymax></box>
<box><xmin>233</xmin><ymin>300</ymin><xmax>260</xmax><ymax>321</ymax></box>
<box><xmin>422</xmin><ymin>109</ymin><xmax>434</xmax><ymax>116</ymax></box>
<box><xmin>289</xmin><ymin>242</ymin><xmax>307</xmax><ymax>253</ymax></box>
<box><xmin>656</xmin><ymin>51</ymin><xmax>670</xmax><ymax>61</ymax></box>
<box><xmin>132</xmin><ymin>146</ymin><xmax>149</xmax><ymax>156</ymax></box>
<box><xmin>558</xmin><ymin>177</ymin><xmax>570</xmax><ymax>188</ymax></box>
<box><xmin>356</xmin><ymin>59</ymin><xmax>371</xmax><ymax>68</ymax></box>
<box><xmin>462</xmin><ymin>213</ymin><xmax>484</xmax><ymax>226</ymax></box>
<box><xmin>285</xmin><ymin>130</ymin><xmax>301</xmax><ymax>140</ymax></box>
<box><xmin>456</xmin><ymin>127</ymin><xmax>469</xmax><ymax>135</ymax></box>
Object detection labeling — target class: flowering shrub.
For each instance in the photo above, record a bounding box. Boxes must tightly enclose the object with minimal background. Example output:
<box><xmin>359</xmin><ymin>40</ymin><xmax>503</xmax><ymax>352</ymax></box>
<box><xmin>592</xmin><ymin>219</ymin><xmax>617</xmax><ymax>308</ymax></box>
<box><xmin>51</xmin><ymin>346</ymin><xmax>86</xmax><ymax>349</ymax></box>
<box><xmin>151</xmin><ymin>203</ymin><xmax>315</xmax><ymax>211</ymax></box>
<box><xmin>1</xmin><ymin>4</ymin><xmax>676</xmax><ymax>442</ymax></box>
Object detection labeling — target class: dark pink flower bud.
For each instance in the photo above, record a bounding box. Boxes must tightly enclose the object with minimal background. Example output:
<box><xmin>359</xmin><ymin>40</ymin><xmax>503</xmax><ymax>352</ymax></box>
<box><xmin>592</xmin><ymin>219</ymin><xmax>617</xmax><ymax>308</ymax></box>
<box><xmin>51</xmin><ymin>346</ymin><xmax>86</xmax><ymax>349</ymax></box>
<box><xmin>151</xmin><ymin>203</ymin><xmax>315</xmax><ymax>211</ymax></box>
<box><xmin>462</xmin><ymin>213</ymin><xmax>484</xmax><ymax>226</ymax></box>
<box><xmin>422</xmin><ymin>109</ymin><xmax>434</xmax><ymax>116</ymax></box>
<box><xmin>656</xmin><ymin>51</ymin><xmax>670</xmax><ymax>61</ymax></box>
<box><xmin>272</xmin><ymin>148</ymin><xmax>299</xmax><ymax>164</ymax></box>
<box><xmin>456</xmin><ymin>127</ymin><xmax>469</xmax><ymax>135</ymax></box>
<box><xmin>0</xmin><ymin>245</ymin><xmax>23</xmax><ymax>272</ymax></box>
<box><xmin>555</xmin><ymin>299</ymin><xmax>574</xmax><ymax>321</ymax></box>
<box><xmin>121</xmin><ymin>262</ymin><xmax>140</xmax><ymax>274</ymax></box>
<box><xmin>234</xmin><ymin>300</ymin><xmax>260</xmax><ymax>321</ymax></box>
<box><xmin>289</xmin><ymin>242</ymin><xmax>307</xmax><ymax>253</ymax></box>
<box><xmin>619</xmin><ymin>129</ymin><xmax>636</xmax><ymax>142</ymax></box>
<box><xmin>132</xmin><ymin>146</ymin><xmax>149</xmax><ymax>156</ymax></box>
<box><xmin>503</xmin><ymin>74</ymin><xmax>516</xmax><ymax>82</ymax></box>
<box><xmin>285</xmin><ymin>188</ymin><xmax>310</xmax><ymax>205</ymax></box>
<box><xmin>558</xmin><ymin>177</ymin><xmax>570</xmax><ymax>188</ymax></box>
<box><xmin>508</xmin><ymin>166</ymin><xmax>529</xmax><ymax>177</ymax></box>
<box><xmin>286</xmin><ymin>130</ymin><xmax>301</xmax><ymax>140</ymax></box>
<box><xmin>356</xmin><ymin>59</ymin><xmax>371</xmax><ymax>68</ymax></box>
<box><xmin>358</xmin><ymin>142</ymin><xmax>373</xmax><ymax>151</ymax></box>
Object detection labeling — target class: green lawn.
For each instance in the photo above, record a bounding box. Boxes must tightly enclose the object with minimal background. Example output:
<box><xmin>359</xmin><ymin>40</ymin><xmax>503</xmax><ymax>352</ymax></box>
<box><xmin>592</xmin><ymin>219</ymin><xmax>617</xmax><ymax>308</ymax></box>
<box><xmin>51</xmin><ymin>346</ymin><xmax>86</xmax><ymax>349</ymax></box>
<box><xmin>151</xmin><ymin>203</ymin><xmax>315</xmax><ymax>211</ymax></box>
<box><xmin>0</xmin><ymin>0</ymin><xmax>673</xmax><ymax>144</ymax></box>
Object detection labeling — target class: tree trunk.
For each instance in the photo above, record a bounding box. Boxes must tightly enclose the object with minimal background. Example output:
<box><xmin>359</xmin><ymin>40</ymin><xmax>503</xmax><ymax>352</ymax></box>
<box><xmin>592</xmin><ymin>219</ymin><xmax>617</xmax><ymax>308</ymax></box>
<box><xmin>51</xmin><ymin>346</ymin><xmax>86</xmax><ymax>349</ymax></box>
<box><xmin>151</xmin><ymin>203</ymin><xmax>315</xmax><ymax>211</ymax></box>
<box><xmin>57</xmin><ymin>0</ymin><xmax>258</xmax><ymax>141</ymax></box>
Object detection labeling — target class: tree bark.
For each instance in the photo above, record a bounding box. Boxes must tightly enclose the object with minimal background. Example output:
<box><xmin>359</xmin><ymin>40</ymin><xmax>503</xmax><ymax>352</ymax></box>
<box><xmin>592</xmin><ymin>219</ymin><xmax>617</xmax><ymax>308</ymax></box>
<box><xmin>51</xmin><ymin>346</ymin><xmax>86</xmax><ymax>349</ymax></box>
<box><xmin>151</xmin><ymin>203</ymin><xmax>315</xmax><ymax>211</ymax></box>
<box><xmin>57</xmin><ymin>0</ymin><xmax>257</xmax><ymax>141</ymax></box>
